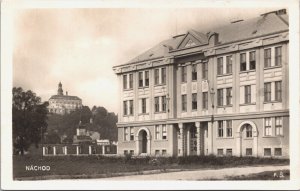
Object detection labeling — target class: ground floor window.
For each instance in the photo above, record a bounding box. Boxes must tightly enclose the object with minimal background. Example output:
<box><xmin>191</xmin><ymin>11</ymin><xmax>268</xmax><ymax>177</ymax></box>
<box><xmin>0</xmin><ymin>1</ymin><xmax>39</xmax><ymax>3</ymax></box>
<box><xmin>162</xmin><ymin>150</ymin><xmax>167</xmax><ymax>156</ymax></box>
<box><xmin>226</xmin><ymin>149</ymin><xmax>232</xmax><ymax>156</ymax></box>
<box><xmin>124</xmin><ymin>150</ymin><xmax>128</xmax><ymax>155</ymax></box>
<box><xmin>130</xmin><ymin>150</ymin><xmax>134</xmax><ymax>155</ymax></box>
<box><xmin>217</xmin><ymin>149</ymin><xmax>223</xmax><ymax>156</ymax></box>
<box><xmin>274</xmin><ymin>148</ymin><xmax>282</xmax><ymax>156</ymax></box>
<box><xmin>246</xmin><ymin>148</ymin><xmax>252</xmax><ymax>156</ymax></box>
<box><xmin>264</xmin><ymin>148</ymin><xmax>271</xmax><ymax>156</ymax></box>
<box><xmin>155</xmin><ymin>150</ymin><xmax>160</xmax><ymax>156</ymax></box>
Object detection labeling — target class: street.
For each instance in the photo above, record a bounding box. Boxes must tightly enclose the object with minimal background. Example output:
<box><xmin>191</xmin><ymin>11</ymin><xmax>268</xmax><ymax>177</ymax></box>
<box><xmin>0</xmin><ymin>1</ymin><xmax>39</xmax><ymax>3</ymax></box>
<box><xmin>99</xmin><ymin>165</ymin><xmax>289</xmax><ymax>181</ymax></box>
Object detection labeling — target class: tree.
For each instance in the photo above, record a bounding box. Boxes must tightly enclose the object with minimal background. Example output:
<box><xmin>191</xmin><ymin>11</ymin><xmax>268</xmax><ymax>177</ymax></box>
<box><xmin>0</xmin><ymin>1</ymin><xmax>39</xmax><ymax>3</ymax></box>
<box><xmin>12</xmin><ymin>87</ymin><xmax>49</xmax><ymax>155</ymax></box>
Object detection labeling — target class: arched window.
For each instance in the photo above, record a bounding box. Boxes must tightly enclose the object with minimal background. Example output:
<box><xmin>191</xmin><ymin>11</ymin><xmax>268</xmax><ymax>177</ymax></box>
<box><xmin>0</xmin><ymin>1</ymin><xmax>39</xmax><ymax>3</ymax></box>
<box><xmin>245</xmin><ymin>124</ymin><xmax>252</xmax><ymax>138</ymax></box>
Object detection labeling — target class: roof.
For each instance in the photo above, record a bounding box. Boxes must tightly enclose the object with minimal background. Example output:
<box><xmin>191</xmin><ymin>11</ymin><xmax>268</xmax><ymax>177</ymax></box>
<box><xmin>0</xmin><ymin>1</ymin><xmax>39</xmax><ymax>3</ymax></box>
<box><xmin>120</xmin><ymin>11</ymin><xmax>288</xmax><ymax>66</ymax></box>
<box><xmin>49</xmin><ymin>95</ymin><xmax>81</xmax><ymax>101</ymax></box>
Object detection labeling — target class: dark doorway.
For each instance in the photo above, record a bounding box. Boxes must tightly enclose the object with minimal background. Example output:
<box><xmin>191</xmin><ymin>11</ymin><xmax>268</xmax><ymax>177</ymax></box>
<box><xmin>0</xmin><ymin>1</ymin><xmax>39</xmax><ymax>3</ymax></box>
<box><xmin>141</xmin><ymin>130</ymin><xmax>147</xmax><ymax>153</ymax></box>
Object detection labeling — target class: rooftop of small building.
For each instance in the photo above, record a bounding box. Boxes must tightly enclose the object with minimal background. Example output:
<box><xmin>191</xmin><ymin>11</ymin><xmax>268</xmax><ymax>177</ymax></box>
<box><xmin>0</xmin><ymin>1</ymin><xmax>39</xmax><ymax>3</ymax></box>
<box><xmin>115</xmin><ymin>9</ymin><xmax>288</xmax><ymax>67</ymax></box>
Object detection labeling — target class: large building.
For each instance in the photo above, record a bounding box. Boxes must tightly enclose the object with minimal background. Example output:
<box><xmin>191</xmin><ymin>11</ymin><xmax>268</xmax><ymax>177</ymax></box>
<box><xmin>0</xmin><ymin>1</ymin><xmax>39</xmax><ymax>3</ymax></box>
<box><xmin>48</xmin><ymin>82</ymin><xmax>82</xmax><ymax>114</ymax></box>
<box><xmin>113</xmin><ymin>9</ymin><xmax>289</xmax><ymax>158</ymax></box>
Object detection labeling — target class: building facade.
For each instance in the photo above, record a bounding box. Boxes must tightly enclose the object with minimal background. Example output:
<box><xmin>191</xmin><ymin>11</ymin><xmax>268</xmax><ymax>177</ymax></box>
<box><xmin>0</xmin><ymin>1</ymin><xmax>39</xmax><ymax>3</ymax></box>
<box><xmin>113</xmin><ymin>9</ymin><xmax>289</xmax><ymax>158</ymax></box>
<box><xmin>48</xmin><ymin>82</ymin><xmax>82</xmax><ymax>114</ymax></box>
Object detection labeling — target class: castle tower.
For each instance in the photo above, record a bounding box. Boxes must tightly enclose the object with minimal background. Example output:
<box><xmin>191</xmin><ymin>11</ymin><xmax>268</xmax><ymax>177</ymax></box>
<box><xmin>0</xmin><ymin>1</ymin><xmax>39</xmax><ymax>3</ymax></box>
<box><xmin>57</xmin><ymin>82</ymin><xmax>64</xmax><ymax>95</ymax></box>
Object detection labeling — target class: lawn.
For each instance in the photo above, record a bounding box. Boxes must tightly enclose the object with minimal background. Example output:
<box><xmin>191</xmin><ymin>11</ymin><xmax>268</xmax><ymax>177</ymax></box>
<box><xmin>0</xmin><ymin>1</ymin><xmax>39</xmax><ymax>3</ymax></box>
<box><xmin>13</xmin><ymin>154</ymin><xmax>289</xmax><ymax>180</ymax></box>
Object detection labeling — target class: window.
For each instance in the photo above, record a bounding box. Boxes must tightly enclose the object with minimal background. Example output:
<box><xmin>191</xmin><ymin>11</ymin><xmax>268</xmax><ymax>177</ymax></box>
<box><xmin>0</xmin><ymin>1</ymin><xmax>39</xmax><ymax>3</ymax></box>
<box><xmin>124</xmin><ymin>150</ymin><xmax>128</xmax><ymax>155</ymax></box>
<box><xmin>246</xmin><ymin>148</ymin><xmax>252</xmax><ymax>156</ymax></box>
<box><xmin>240</xmin><ymin>53</ymin><xmax>246</xmax><ymax>71</ymax></box>
<box><xmin>162</xmin><ymin>149</ymin><xmax>167</xmax><ymax>156</ymax></box>
<box><xmin>250</xmin><ymin>51</ymin><xmax>256</xmax><ymax>70</ymax></box>
<box><xmin>275</xmin><ymin>46</ymin><xmax>282</xmax><ymax>66</ymax></box>
<box><xmin>264</xmin><ymin>117</ymin><xmax>272</xmax><ymax>136</ymax></box>
<box><xmin>245</xmin><ymin>85</ymin><xmax>251</xmax><ymax>104</ymax></box>
<box><xmin>154</xmin><ymin>69</ymin><xmax>159</xmax><ymax>85</ymax></box>
<box><xmin>161</xmin><ymin>68</ymin><xmax>166</xmax><ymax>84</ymax></box>
<box><xmin>217</xmin><ymin>149</ymin><xmax>223</xmax><ymax>156</ymax></box>
<box><xmin>145</xmin><ymin>71</ymin><xmax>149</xmax><ymax>86</ymax></box>
<box><xmin>275</xmin><ymin>81</ymin><xmax>282</xmax><ymax>101</ymax></box>
<box><xmin>202</xmin><ymin>62</ymin><xmax>208</xmax><ymax>79</ymax></box>
<box><xmin>226</xmin><ymin>55</ymin><xmax>232</xmax><ymax>74</ymax></box>
<box><xmin>155</xmin><ymin>125</ymin><xmax>161</xmax><ymax>140</ymax></box>
<box><xmin>245</xmin><ymin>124</ymin><xmax>252</xmax><ymax>138</ymax></box>
<box><xmin>217</xmin><ymin>57</ymin><xmax>223</xmax><ymax>75</ymax></box>
<box><xmin>142</xmin><ymin>98</ymin><xmax>146</xmax><ymax>113</ymax></box>
<box><xmin>130</xmin><ymin>127</ymin><xmax>134</xmax><ymax>141</ymax></box>
<box><xmin>129</xmin><ymin>100</ymin><xmax>134</xmax><ymax>115</ymax></box>
<box><xmin>226</xmin><ymin>87</ymin><xmax>232</xmax><ymax>105</ymax></box>
<box><xmin>162</xmin><ymin>125</ymin><xmax>167</xmax><ymax>139</ymax></box>
<box><xmin>192</xmin><ymin>93</ymin><xmax>197</xmax><ymax>110</ymax></box>
<box><xmin>226</xmin><ymin>149</ymin><xmax>232</xmax><ymax>156</ymax></box>
<box><xmin>274</xmin><ymin>148</ymin><xmax>282</xmax><ymax>156</ymax></box>
<box><xmin>264</xmin><ymin>148</ymin><xmax>271</xmax><ymax>156</ymax></box>
<box><xmin>275</xmin><ymin>117</ymin><xmax>283</xmax><ymax>136</ymax></box>
<box><xmin>155</xmin><ymin>150</ymin><xmax>160</xmax><ymax>156</ymax></box>
<box><xmin>226</xmin><ymin>120</ymin><xmax>232</xmax><ymax>137</ymax></box>
<box><xmin>192</xmin><ymin>64</ymin><xmax>197</xmax><ymax>81</ymax></box>
<box><xmin>129</xmin><ymin>74</ymin><xmax>133</xmax><ymax>89</ymax></box>
<box><xmin>217</xmin><ymin>89</ymin><xmax>223</xmax><ymax>106</ymax></box>
<box><xmin>123</xmin><ymin>75</ymin><xmax>127</xmax><ymax>89</ymax></box>
<box><xmin>182</xmin><ymin>94</ymin><xmax>187</xmax><ymax>112</ymax></box>
<box><xmin>202</xmin><ymin>92</ymin><xmax>208</xmax><ymax>110</ymax></box>
<box><xmin>264</xmin><ymin>48</ymin><xmax>271</xmax><ymax>68</ymax></box>
<box><xmin>124</xmin><ymin>127</ymin><xmax>129</xmax><ymax>141</ymax></box>
<box><xmin>138</xmin><ymin>72</ymin><xmax>143</xmax><ymax>87</ymax></box>
<box><xmin>162</xmin><ymin>96</ymin><xmax>167</xmax><ymax>112</ymax></box>
<box><xmin>123</xmin><ymin>101</ymin><xmax>128</xmax><ymax>115</ymax></box>
<box><xmin>130</xmin><ymin>150</ymin><xmax>134</xmax><ymax>155</ymax></box>
<box><xmin>181</xmin><ymin>66</ymin><xmax>187</xmax><ymax>83</ymax></box>
<box><xmin>154</xmin><ymin>97</ymin><xmax>159</xmax><ymax>112</ymax></box>
<box><xmin>264</xmin><ymin>82</ymin><xmax>271</xmax><ymax>102</ymax></box>
<box><xmin>218</xmin><ymin>121</ymin><xmax>224</xmax><ymax>137</ymax></box>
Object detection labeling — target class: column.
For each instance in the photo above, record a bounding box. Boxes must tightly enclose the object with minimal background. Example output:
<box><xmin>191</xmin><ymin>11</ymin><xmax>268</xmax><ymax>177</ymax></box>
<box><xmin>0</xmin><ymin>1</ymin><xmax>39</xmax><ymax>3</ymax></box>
<box><xmin>208</xmin><ymin>122</ymin><xmax>214</xmax><ymax>155</ymax></box>
<box><xmin>102</xmin><ymin>145</ymin><xmax>105</xmax><ymax>155</ymax></box>
<box><xmin>64</xmin><ymin>146</ymin><xmax>68</xmax><ymax>155</ymax></box>
<box><xmin>42</xmin><ymin>147</ymin><xmax>46</xmax><ymax>156</ymax></box>
<box><xmin>235</xmin><ymin>132</ymin><xmax>241</xmax><ymax>157</ymax></box>
<box><xmin>89</xmin><ymin>145</ymin><xmax>92</xmax><ymax>155</ymax></box>
<box><xmin>187</xmin><ymin>127</ymin><xmax>190</xmax><ymax>156</ymax></box>
<box><xmin>195</xmin><ymin>122</ymin><xmax>201</xmax><ymax>156</ymax></box>
<box><xmin>253</xmin><ymin>131</ymin><xmax>258</xmax><ymax>157</ymax></box>
<box><xmin>168</xmin><ymin>124</ymin><xmax>174</xmax><ymax>156</ymax></box>
<box><xmin>178</xmin><ymin>123</ymin><xmax>184</xmax><ymax>156</ymax></box>
<box><xmin>76</xmin><ymin>146</ymin><xmax>80</xmax><ymax>155</ymax></box>
<box><xmin>53</xmin><ymin>146</ymin><xmax>56</xmax><ymax>155</ymax></box>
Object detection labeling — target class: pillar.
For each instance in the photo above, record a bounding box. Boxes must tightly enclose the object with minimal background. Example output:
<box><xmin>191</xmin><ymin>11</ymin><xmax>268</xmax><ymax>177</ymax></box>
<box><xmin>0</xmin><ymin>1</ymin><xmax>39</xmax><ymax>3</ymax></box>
<box><xmin>89</xmin><ymin>145</ymin><xmax>92</xmax><ymax>155</ymax></box>
<box><xmin>102</xmin><ymin>145</ymin><xmax>105</xmax><ymax>155</ymax></box>
<box><xmin>53</xmin><ymin>146</ymin><xmax>56</xmax><ymax>155</ymax></box>
<box><xmin>42</xmin><ymin>147</ymin><xmax>46</xmax><ymax>156</ymax></box>
<box><xmin>208</xmin><ymin>122</ymin><xmax>214</xmax><ymax>155</ymax></box>
<box><xmin>76</xmin><ymin>146</ymin><xmax>80</xmax><ymax>155</ymax></box>
<box><xmin>235</xmin><ymin>132</ymin><xmax>241</xmax><ymax>157</ymax></box>
<box><xmin>253</xmin><ymin>131</ymin><xmax>258</xmax><ymax>157</ymax></box>
<box><xmin>64</xmin><ymin>146</ymin><xmax>68</xmax><ymax>155</ymax></box>
<box><xmin>195</xmin><ymin>122</ymin><xmax>201</xmax><ymax>156</ymax></box>
<box><xmin>187</xmin><ymin>127</ymin><xmax>190</xmax><ymax>156</ymax></box>
<box><xmin>178</xmin><ymin>123</ymin><xmax>184</xmax><ymax>156</ymax></box>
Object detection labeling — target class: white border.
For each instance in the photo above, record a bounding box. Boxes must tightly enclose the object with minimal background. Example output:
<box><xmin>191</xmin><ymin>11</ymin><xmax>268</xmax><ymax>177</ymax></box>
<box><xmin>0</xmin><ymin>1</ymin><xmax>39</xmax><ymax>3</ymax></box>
<box><xmin>1</xmin><ymin>0</ymin><xmax>300</xmax><ymax>190</ymax></box>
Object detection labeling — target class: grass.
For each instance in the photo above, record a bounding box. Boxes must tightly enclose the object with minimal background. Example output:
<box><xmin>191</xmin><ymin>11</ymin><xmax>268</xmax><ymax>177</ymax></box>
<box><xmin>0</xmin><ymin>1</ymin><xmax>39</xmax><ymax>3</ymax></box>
<box><xmin>13</xmin><ymin>154</ymin><xmax>289</xmax><ymax>180</ymax></box>
<box><xmin>224</xmin><ymin>170</ymin><xmax>290</xmax><ymax>180</ymax></box>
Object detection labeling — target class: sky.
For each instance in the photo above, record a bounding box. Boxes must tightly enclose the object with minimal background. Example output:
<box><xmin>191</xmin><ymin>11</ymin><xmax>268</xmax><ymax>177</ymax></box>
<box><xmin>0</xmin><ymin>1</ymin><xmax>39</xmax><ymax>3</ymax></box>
<box><xmin>13</xmin><ymin>6</ymin><xmax>283</xmax><ymax>114</ymax></box>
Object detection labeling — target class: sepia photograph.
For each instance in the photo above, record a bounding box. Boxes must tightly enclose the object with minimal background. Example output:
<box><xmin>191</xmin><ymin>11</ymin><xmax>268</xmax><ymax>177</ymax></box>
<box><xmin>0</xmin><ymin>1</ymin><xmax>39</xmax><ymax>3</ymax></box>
<box><xmin>1</xmin><ymin>0</ymin><xmax>300</xmax><ymax>190</ymax></box>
